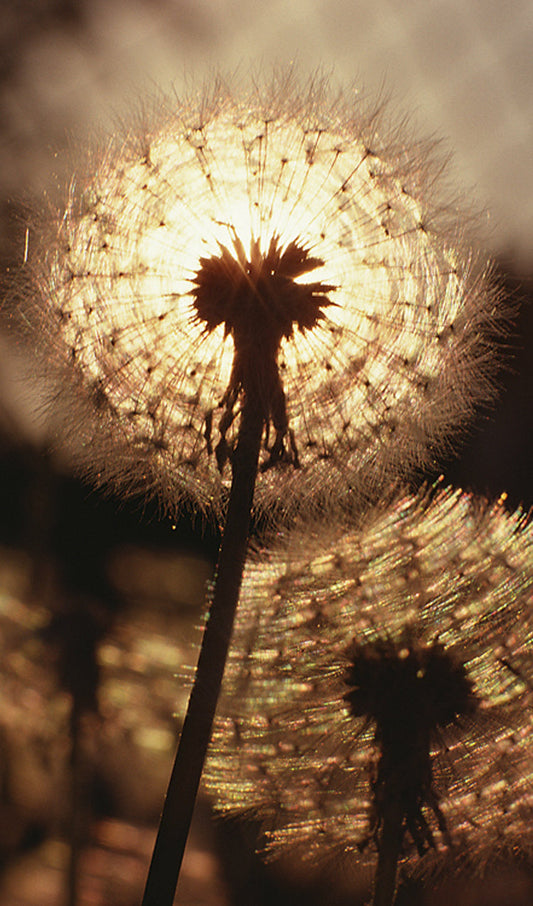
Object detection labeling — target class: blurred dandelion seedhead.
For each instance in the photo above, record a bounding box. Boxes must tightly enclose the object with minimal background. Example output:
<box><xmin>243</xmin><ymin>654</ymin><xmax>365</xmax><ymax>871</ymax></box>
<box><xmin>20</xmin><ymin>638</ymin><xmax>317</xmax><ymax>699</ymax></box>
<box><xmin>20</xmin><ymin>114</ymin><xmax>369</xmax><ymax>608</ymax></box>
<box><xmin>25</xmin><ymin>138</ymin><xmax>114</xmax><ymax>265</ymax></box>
<box><xmin>206</xmin><ymin>486</ymin><xmax>533</xmax><ymax>873</ymax></box>
<box><xmin>29</xmin><ymin>77</ymin><xmax>503</xmax><ymax>515</ymax></box>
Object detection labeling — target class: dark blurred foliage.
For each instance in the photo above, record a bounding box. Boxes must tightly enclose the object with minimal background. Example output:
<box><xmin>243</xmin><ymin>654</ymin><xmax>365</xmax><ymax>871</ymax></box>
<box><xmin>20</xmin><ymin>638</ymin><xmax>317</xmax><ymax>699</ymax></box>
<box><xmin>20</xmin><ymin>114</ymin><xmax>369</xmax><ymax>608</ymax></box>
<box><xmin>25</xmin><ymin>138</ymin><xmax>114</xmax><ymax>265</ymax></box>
<box><xmin>0</xmin><ymin>1</ymin><xmax>532</xmax><ymax>904</ymax></box>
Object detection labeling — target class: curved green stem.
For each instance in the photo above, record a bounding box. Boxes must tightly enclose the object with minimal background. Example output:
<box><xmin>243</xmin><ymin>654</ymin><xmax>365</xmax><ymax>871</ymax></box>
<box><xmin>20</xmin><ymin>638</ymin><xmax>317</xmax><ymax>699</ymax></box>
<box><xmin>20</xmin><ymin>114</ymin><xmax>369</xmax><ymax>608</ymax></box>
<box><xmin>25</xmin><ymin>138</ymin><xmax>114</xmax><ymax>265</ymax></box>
<box><xmin>142</xmin><ymin>396</ymin><xmax>264</xmax><ymax>906</ymax></box>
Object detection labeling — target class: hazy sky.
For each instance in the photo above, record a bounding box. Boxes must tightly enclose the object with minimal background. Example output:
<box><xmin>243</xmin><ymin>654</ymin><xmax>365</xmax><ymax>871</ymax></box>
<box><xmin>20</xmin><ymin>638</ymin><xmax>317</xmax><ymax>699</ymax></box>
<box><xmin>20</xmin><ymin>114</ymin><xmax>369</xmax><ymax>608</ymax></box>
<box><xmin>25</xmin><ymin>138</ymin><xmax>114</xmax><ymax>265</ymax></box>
<box><xmin>1</xmin><ymin>0</ymin><xmax>532</xmax><ymax>268</ymax></box>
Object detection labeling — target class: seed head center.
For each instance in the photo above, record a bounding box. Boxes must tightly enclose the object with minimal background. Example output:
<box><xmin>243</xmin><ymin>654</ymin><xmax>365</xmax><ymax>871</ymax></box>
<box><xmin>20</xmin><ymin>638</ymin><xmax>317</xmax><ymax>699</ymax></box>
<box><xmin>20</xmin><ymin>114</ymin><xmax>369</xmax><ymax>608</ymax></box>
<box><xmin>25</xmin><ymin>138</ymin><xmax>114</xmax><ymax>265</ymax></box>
<box><xmin>191</xmin><ymin>235</ymin><xmax>336</xmax><ymax>471</ymax></box>
<box><xmin>192</xmin><ymin>234</ymin><xmax>334</xmax><ymax>356</ymax></box>
<box><xmin>344</xmin><ymin>636</ymin><xmax>477</xmax><ymax>853</ymax></box>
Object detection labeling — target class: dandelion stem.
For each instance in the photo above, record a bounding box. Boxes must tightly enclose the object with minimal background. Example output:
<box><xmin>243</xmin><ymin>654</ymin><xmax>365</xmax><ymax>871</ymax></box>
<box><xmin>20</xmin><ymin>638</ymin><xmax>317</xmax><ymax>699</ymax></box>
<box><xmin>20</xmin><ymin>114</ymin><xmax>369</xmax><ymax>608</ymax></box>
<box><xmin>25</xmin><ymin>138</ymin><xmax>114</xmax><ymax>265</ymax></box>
<box><xmin>372</xmin><ymin>800</ymin><xmax>404</xmax><ymax>906</ymax></box>
<box><xmin>142</xmin><ymin>393</ymin><xmax>264</xmax><ymax>906</ymax></box>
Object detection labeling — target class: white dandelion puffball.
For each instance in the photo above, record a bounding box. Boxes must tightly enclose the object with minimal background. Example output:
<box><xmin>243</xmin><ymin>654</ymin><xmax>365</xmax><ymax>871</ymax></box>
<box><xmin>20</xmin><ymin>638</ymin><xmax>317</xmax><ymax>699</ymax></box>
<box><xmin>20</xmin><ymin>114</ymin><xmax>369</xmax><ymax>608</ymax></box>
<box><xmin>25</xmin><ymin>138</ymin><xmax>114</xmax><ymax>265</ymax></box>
<box><xmin>29</xmin><ymin>77</ymin><xmax>503</xmax><ymax>516</ymax></box>
<box><xmin>206</xmin><ymin>486</ymin><xmax>533</xmax><ymax>874</ymax></box>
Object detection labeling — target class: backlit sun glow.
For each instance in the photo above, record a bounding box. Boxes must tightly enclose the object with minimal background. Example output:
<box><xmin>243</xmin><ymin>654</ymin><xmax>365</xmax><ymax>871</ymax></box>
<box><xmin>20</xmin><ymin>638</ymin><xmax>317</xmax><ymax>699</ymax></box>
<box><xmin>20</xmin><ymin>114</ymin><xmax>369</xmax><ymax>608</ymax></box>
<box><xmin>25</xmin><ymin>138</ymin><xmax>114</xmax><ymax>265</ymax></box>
<box><xmin>32</xmin><ymin>83</ymin><xmax>502</xmax><ymax>515</ymax></box>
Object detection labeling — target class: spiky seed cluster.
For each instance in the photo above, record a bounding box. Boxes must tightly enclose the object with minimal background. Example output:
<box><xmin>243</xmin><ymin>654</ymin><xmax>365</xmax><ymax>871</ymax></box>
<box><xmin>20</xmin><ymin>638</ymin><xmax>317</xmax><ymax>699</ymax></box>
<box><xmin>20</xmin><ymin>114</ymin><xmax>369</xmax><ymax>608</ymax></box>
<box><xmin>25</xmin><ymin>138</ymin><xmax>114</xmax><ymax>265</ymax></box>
<box><xmin>206</xmin><ymin>486</ymin><xmax>533</xmax><ymax>873</ymax></box>
<box><xmin>345</xmin><ymin>635</ymin><xmax>477</xmax><ymax>857</ymax></box>
<box><xmin>29</xmin><ymin>78</ymin><xmax>502</xmax><ymax>516</ymax></box>
<box><xmin>191</xmin><ymin>235</ymin><xmax>335</xmax><ymax>472</ymax></box>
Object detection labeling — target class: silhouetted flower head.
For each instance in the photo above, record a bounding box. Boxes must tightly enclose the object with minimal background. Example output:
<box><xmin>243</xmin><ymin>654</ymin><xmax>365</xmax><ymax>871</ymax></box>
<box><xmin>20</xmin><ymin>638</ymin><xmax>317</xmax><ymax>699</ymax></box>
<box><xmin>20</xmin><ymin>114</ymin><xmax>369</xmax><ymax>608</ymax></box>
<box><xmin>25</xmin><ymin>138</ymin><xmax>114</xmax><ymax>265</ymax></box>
<box><xmin>206</xmin><ymin>486</ymin><xmax>533</xmax><ymax>875</ymax></box>
<box><xmin>27</xmin><ymin>76</ymin><xmax>503</xmax><ymax>517</ymax></box>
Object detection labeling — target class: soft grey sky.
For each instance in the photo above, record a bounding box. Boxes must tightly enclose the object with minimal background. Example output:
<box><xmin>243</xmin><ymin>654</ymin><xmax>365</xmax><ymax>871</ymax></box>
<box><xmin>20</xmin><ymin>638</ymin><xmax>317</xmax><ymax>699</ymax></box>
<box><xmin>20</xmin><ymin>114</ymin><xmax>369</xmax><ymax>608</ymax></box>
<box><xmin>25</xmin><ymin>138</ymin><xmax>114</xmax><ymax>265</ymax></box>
<box><xmin>1</xmin><ymin>0</ymin><xmax>532</xmax><ymax>268</ymax></box>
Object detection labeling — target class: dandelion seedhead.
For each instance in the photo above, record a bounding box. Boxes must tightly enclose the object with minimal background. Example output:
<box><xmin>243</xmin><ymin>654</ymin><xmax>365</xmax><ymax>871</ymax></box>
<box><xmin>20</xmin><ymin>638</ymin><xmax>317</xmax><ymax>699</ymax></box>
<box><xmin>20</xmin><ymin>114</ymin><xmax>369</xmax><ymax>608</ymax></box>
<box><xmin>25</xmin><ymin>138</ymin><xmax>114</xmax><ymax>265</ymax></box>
<box><xmin>206</xmin><ymin>485</ymin><xmax>533</xmax><ymax>877</ymax></box>
<box><xmin>26</xmin><ymin>74</ymin><xmax>503</xmax><ymax>518</ymax></box>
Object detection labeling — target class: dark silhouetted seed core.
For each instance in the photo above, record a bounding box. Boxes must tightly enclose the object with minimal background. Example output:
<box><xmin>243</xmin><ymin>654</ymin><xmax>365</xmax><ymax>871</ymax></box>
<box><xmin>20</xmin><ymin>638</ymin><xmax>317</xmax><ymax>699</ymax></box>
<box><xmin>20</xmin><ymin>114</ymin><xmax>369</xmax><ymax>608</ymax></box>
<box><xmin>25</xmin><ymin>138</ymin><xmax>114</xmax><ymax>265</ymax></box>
<box><xmin>191</xmin><ymin>235</ymin><xmax>336</xmax><ymax>471</ymax></box>
<box><xmin>344</xmin><ymin>636</ymin><xmax>477</xmax><ymax>854</ymax></box>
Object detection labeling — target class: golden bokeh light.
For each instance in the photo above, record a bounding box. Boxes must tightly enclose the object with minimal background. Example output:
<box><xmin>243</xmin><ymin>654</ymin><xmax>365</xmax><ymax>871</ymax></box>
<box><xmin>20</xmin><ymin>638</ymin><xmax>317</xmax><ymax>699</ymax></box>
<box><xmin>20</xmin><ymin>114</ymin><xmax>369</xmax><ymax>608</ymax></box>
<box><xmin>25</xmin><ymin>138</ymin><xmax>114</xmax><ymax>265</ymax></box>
<box><xmin>206</xmin><ymin>485</ymin><xmax>533</xmax><ymax>875</ymax></box>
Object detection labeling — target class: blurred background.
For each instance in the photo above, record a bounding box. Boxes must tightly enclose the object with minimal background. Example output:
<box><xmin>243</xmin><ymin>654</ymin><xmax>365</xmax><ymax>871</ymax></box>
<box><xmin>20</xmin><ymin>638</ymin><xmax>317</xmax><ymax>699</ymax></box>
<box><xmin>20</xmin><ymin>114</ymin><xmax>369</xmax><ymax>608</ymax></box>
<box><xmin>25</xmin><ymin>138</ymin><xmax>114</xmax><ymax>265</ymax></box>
<box><xmin>0</xmin><ymin>1</ymin><xmax>532</xmax><ymax>904</ymax></box>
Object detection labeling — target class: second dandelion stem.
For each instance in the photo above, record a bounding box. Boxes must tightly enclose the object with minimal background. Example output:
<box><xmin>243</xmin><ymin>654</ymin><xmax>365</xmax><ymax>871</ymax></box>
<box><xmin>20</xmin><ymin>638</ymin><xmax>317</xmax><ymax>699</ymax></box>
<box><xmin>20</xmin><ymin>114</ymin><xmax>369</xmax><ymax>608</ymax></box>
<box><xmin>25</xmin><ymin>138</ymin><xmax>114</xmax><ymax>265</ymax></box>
<box><xmin>142</xmin><ymin>394</ymin><xmax>264</xmax><ymax>906</ymax></box>
<box><xmin>372</xmin><ymin>800</ymin><xmax>404</xmax><ymax>906</ymax></box>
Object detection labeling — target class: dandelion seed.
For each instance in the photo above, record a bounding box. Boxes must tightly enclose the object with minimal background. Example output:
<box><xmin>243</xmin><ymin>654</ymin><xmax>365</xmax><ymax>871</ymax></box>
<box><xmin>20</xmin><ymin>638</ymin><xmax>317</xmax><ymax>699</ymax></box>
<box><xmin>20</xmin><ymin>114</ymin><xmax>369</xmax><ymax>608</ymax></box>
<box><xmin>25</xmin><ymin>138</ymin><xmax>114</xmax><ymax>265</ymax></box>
<box><xmin>27</xmin><ymin>75</ymin><xmax>503</xmax><ymax>518</ymax></box>
<box><xmin>23</xmin><ymin>73</ymin><xmax>508</xmax><ymax>906</ymax></box>
<box><xmin>206</xmin><ymin>485</ymin><xmax>533</xmax><ymax>905</ymax></box>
